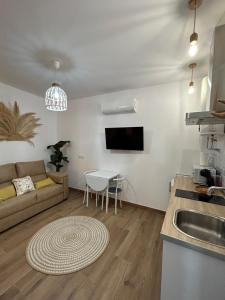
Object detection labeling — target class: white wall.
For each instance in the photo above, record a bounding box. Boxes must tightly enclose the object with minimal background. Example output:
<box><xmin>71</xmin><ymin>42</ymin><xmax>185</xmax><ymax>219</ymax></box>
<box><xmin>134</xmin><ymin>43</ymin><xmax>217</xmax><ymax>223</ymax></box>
<box><xmin>0</xmin><ymin>82</ymin><xmax>58</xmax><ymax>165</ymax></box>
<box><xmin>58</xmin><ymin>80</ymin><xmax>202</xmax><ymax>211</ymax></box>
<box><xmin>199</xmin><ymin>125</ymin><xmax>225</xmax><ymax>186</ymax></box>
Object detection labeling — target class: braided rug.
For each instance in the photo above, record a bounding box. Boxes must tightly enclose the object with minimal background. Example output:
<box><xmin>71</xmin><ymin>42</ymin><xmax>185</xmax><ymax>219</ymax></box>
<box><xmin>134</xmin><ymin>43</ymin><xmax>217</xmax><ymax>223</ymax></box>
<box><xmin>26</xmin><ymin>216</ymin><xmax>109</xmax><ymax>275</ymax></box>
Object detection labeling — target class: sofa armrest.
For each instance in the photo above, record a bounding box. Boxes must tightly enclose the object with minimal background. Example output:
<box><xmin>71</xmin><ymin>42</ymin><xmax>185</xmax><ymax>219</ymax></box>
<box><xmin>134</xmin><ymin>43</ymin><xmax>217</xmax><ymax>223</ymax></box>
<box><xmin>47</xmin><ymin>172</ymin><xmax>69</xmax><ymax>199</ymax></box>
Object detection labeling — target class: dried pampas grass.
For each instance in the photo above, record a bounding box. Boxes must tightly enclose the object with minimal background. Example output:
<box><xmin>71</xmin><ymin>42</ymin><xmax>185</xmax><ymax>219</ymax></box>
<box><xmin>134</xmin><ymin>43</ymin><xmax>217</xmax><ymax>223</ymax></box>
<box><xmin>0</xmin><ymin>101</ymin><xmax>41</xmax><ymax>144</ymax></box>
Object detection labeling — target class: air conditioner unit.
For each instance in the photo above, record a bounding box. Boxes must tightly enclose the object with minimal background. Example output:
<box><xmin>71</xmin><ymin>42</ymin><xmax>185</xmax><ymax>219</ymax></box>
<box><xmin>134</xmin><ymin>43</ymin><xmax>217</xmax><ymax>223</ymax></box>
<box><xmin>101</xmin><ymin>99</ymin><xmax>138</xmax><ymax>115</ymax></box>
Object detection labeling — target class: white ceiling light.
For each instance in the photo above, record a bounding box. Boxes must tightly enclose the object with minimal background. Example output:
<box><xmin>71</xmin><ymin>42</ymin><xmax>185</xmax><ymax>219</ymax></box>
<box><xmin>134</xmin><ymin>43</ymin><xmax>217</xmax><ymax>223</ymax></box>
<box><xmin>45</xmin><ymin>60</ymin><xmax>67</xmax><ymax>111</ymax></box>
<box><xmin>188</xmin><ymin>63</ymin><xmax>197</xmax><ymax>94</ymax></box>
<box><xmin>188</xmin><ymin>0</ymin><xmax>202</xmax><ymax>57</ymax></box>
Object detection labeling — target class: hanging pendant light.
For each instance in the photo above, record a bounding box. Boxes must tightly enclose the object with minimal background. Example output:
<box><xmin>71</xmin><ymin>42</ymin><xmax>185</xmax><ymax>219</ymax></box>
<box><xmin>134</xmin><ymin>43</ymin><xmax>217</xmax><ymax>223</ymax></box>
<box><xmin>189</xmin><ymin>32</ymin><xmax>198</xmax><ymax>57</ymax></box>
<box><xmin>188</xmin><ymin>0</ymin><xmax>202</xmax><ymax>57</ymax></box>
<box><xmin>45</xmin><ymin>60</ymin><xmax>67</xmax><ymax>111</ymax></box>
<box><xmin>188</xmin><ymin>63</ymin><xmax>197</xmax><ymax>94</ymax></box>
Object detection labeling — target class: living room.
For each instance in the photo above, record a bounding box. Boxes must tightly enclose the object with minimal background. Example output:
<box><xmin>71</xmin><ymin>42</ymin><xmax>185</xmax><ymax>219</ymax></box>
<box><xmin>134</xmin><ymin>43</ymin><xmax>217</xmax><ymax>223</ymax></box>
<box><xmin>1</xmin><ymin>1</ymin><xmax>225</xmax><ymax>300</ymax></box>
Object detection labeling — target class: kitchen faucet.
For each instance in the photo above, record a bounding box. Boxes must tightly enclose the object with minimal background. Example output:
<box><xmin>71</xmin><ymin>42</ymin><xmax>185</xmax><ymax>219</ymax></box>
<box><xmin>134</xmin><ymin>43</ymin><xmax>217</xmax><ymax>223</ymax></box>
<box><xmin>207</xmin><ymin>186</ymin><xmax>225</xmax><ymax>196</ymax></box>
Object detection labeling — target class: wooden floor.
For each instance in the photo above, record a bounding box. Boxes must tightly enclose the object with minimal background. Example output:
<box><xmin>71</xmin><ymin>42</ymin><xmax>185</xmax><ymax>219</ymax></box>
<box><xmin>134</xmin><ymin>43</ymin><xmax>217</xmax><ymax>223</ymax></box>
<box><xmin>0</xmin><ymin>189</ymin><xmax>164</xmax><ymax>300</ymax></box>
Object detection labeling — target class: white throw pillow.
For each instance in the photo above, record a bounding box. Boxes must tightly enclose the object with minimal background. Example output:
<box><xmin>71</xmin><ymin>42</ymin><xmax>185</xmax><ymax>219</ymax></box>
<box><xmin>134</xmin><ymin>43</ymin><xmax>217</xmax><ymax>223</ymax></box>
<box><xmin>12</xmin><ymin>176</ymin><xmax>35</xmax><ymax>196</ymax></box>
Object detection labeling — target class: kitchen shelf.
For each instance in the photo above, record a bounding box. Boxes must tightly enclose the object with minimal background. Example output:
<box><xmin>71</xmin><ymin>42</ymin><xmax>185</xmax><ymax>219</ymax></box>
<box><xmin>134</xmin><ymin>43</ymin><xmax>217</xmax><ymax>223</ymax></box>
<box><xmin>200</xmin><ymin>132</ymin><xmax>225</xmax><ymax>136</ymax></box>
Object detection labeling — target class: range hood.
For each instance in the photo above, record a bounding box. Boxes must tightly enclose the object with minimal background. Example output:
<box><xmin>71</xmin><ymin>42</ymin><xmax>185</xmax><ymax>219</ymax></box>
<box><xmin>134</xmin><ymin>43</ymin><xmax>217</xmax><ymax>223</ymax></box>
<box><xmin>186</xmin><ymin>111</ymin><xmax>225</xmax><ymax>125</ymax></box>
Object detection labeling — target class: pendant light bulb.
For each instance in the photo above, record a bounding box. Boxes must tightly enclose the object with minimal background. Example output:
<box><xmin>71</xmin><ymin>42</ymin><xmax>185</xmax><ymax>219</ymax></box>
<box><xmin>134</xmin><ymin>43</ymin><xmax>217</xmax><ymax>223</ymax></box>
<box><xmin>188</xmin><ymin>81</ymin><xmax>195</xmax><ymax>94</ymax></box>
<box><xmin>188</xmin><ymin>63</ymin><xmax>197</xmax><ymax>95</ymax></box>
<box><xmin>189</xmin><ymin>32</ymin><xmax>198</xmax><ymax>57</ymax></box>
<box><xmin>188</xmin><ymin>0</ymin><xmax>201</xmax><ymax>57</ymax></box>
<box><xmin>189</xmin><ymin>42</ymin><xmax>198</xmax><ymax>57</ymax></box>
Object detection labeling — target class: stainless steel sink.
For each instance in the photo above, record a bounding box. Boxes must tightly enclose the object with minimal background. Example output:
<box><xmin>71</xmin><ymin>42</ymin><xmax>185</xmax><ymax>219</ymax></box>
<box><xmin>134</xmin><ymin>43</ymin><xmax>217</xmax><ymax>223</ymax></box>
<box><xmin>173</xmin><ymin>209</ymin><xmax>225</xmax><ymax>247</ymax></box>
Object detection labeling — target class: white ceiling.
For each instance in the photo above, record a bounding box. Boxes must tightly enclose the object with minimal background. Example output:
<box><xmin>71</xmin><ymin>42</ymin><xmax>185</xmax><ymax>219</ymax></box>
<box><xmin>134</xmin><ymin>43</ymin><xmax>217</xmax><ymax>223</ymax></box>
<box><xmin>0</xmin><ymin>0</ymin><xmax>225</xmax><ymax>99</ymax></box>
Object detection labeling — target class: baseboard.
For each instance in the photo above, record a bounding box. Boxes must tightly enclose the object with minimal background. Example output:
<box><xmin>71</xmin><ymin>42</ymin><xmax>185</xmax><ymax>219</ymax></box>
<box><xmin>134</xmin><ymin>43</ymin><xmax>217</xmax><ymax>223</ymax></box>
<box><xmin>69</xmin><ymin>187</ymin><xmax>84</xmax><ymax>192</ymax></box>
<box><xmin>121</xmin><ymin>200</ymin><xmax>165</xmax><ymax>215</ymax></box>
<box><xmin>69</xmin><ymin>187</ymin><xmax>165</xmax><ymax>215</ymax></box>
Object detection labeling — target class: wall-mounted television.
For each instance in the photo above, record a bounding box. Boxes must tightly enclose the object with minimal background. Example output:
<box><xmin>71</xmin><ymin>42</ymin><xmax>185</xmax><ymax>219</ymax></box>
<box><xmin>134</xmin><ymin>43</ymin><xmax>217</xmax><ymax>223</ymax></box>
<box><xmin>105</xmin><ymin>127</ymin><xmax>144</xmax><ymax>151</ymax></box>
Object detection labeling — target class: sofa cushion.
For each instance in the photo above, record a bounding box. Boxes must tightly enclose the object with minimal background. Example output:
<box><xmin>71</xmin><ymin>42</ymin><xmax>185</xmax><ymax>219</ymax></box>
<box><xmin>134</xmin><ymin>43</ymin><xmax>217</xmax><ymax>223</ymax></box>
<box><xmin>16</xmin><ymin>160</ymin><xmax>47</xmax><ymax>182</ymax></box>
<box><xmin>0</xmin><ymin>185</ymin><xmax>16</xmax><ymax>201</ymax></box>
<box><xmin>0</xmin><ymin>163</ymin><xmax>17</xmax><ymax>185</ymax></box>
<box><xmin>0</xmin><ymin>182</ymin><xmax>12</xmax><ymax>189</ymax></box>
<box><xmin>0</xmin><ymin>191</ymin><xmax>37</xmax><ymax>219</ymax></box>
<box><xmin>37</xmin><ymin>184</ymin><xmax>64</xmax><ymax>202</ymax></box>
<box><xmin>32</xmin><ymin>174</ymin><xmax>48</xmax><ymax>183</ymax></box>
<box><xmin>35</xmin><ymin>177</ymin><xmax>55</xmax><ymax>189</ymax></box>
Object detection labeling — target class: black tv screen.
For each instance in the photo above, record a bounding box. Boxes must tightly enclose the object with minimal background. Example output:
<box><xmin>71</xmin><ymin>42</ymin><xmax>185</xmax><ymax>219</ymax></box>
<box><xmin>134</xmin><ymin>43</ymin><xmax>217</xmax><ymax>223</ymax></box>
<box><xmin>105</xmin><ymin>127</ymin><xmax>144</xmax><ymax>151</ymax></box>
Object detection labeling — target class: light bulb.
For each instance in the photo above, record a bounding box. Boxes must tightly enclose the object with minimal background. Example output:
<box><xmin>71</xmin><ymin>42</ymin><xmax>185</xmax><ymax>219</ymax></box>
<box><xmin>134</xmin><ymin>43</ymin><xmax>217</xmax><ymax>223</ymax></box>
<box><xmin>188</xmin><ymin>86</ymin><xmax>195</xmax><ymax>94</ymax></box>
<box><xmin>189</xmin><ymin>40</ymin><xmax>198</xmax><ymax>57</ymax></box>
<box><xmin>189</xmin><ymin>32</ymin><xmax>198</xmax><ymax>57</ymax></box>
<box><xmin>188</xmin><ymin>82</ymin><xmax>195</xmax><ymax>95</ymax></box>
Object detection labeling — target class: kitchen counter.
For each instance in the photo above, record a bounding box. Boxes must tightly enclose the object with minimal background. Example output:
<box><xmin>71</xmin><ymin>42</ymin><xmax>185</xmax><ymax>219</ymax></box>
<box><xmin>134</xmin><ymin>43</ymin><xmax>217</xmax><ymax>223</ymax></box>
<box><xmin>161</xmin><ymin>175</ymin><xmax>225</xmax><ymax>260</ymax></box>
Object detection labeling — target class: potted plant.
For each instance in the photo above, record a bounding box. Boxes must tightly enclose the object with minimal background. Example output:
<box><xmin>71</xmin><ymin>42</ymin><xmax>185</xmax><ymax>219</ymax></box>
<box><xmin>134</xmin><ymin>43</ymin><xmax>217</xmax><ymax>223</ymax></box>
<box><xmin>47</xmin><ymin>140</ymin><xmax>70</xmax><ymax>172</ymax></box>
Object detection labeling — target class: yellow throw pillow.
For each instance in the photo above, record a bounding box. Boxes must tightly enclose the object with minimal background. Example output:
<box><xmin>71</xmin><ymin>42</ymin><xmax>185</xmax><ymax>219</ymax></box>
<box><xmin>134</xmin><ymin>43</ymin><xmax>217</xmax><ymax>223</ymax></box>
<box><xmin>0</xmin><ymin>185</ymin><xmax>16</xmax><ymax>201</ymax></box>
<box><xmin>35</xmin><ymin>177</ymin><xmax>55</xmax><ymax>189</ymax></box>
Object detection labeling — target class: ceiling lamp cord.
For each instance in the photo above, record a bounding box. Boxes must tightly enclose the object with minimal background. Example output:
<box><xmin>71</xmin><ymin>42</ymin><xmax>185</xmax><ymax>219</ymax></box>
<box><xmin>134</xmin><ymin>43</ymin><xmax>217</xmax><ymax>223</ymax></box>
<box><xmin>187</xmin><ymin>0</ymin><xmax>203</xmax><ymax>94</ymax></box>
<box><xmin>45</xmin><ymin>60</ymin><xmax>67</xmax><ymax>112</ymax></box>
<box><xmin>193</xmin><ymin>0</ymin><xmax>197</xmax><ymax>33</ymax></box>
<box><xmin>189</xmin><ymin>0</ymin><xmax>200</xmax><ymax>57</ymax></box>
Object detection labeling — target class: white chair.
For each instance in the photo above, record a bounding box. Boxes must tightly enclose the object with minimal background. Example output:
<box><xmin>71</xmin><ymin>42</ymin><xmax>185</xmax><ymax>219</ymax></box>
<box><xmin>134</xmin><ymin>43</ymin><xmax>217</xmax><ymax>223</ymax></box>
<box><xmin>85</xmin><ymin>173</ymin><xmax>109</xmax><ymax>207</ymax></box>
<box><xmin>83</xmin><ymin>170</ymin><xmax>98</xmax><ymax>206</ymax></box>
<box><xmin>102</xmin><ymin>177</ymin><xmax>125</xmax><ymax>214</ymax></box>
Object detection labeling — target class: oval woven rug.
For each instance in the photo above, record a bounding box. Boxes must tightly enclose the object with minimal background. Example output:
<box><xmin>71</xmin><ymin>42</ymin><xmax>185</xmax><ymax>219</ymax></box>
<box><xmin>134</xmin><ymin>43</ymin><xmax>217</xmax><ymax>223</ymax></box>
<box><xmin>26</xmin><ymin>216</ymin><xmax>109</xmax><ymax>275</ymax></box>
